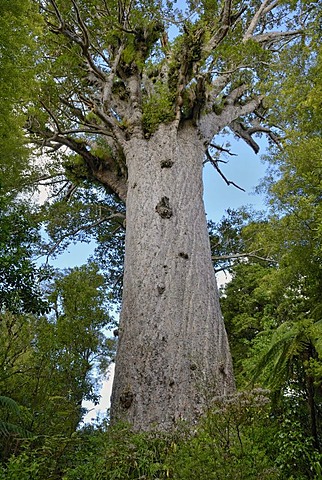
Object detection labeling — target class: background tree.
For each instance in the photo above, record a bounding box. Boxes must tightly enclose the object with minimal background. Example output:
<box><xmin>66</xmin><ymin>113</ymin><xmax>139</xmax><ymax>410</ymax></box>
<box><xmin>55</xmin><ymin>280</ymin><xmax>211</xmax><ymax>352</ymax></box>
<box><xmin>214</xmin><ymin>41</ymin><xmax>322</xmax><ymax>475</ymax></box>
<box><xmin>0</xmin><ymin>201</ymin><xmax>49</xmax><ymax>315</ymax></box>
<box><xmin>0</xmin><ymin>0</ymin><xmax>47</xmax><ymax>315</ymax></box>
<box><xmin>0</xmin><ymin>264</ymin><xmax>114</xmax><ymax>461</ymax></box>
<box><xmin>0</xmin><ymin>0</ymin><xmax>40</xmax><ymax>192</ymax></box>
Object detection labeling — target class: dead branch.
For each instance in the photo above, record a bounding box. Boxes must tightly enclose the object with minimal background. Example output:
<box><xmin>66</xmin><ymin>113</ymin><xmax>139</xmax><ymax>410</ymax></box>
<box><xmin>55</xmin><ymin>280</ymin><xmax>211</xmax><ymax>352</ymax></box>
<box><xmin>209</xmin><ymin>143</ymin><xmax>237</xmax><ymax>157</ymax></box>
<box><xmin>205</xmin><ymin>149</ymin><xmax>245</xmax><ymax>191</ymax></box>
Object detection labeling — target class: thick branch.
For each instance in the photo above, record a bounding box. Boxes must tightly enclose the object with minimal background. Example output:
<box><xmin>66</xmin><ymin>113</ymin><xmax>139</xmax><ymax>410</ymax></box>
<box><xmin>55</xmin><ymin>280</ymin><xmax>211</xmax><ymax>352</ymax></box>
<box><xmin>126</xmin><ymin>72</ymin><xmax>143</xmax><ymax>132</ymax></box>
<box><xmin>229</xmin><ymin>118</ymin><xmax>280</xmax><ymax>153</ymax></box>
<box><xmin>199</xmin><ymin>92</ymin><xmax>264</xmax><ymax>144</ymax></box>
<box><xmin>28</xmin><ymin>123</ymin><xmax>128</xmax><ymax>201</ymax></box>
<box><xmin>243</xmin><ymin>0</ymin><xmax>276</xmax><ymax>41</ymax></box>
<box><xmin>102</xmin><ymin>45</ymin><xmax>125</xmax><ymax>106</ymax></box>
<box><xmin>206</xmin><ymin>0</ymin><xmax>232</xmax><ymax>52</ymax></box>
<box><xmin>252</xmin><ymin>29</ymin><xmax>302</xmax><ymax>45</ymax></box>
<box><xmin>229</xmin><ymin>120</ymin><xmax>260</xmax><ymax>154</ymax></box>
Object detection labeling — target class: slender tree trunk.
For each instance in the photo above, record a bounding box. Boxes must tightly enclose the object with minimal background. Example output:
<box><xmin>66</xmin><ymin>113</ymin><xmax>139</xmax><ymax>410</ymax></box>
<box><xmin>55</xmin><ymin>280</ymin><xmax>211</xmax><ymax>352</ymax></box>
<box><xmin>110</xmin><ymin>123</ymin><xmax>235</xmax><ymax>430</ymax></box>
<box><xmin>307</xmin><ymin>374</ymin><xmax>319</xmax><ymax>451</ymax></box>
<box><xmin>306</xmin><ymin>345</ymin><xmax>320</xmax><ymax>451</ymax></box>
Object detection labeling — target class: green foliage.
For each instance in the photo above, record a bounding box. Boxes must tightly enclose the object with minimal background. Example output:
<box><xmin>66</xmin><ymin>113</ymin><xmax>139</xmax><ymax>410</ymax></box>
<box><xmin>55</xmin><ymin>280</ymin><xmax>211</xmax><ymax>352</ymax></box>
<box><xmin>0</xmin><ymin>2</ymin><xmax>47</xmax><ymax>316</ymax></box>
<box><xmin>39</xmin><ymin>182</ymin><xmax>125</xmax><ymax>303</ymax></box>
<box><xmin>215</xmin><ymin>37</ymin><xmax>322</xmax><ymax>473</ymax></box>
<box><xmin>0</xmin><ymin>390</ymin><xmax>281</xmax><ymax>480</ymax></box>
<box><xmin>0</xmin><ymin>396</ymin><xmax>29</xmax><ymax>439</ymax></box>
<box><xmin>63</xmin><ymin>423</ymin><xmax>176</xmax><ymax>480</ymax></box>
<box><xmin>0</xmin><ymin>393</ymin><xmax>33</xmax><ymax>462</ymax></box>
<box><xmin>0</xmin><ymin>0</ymin><xmax>40</xmax><ymax>191</ymax></box>
<box><xmin>0</xmin><ymin>199</ymin><xmax>48</xmax><ymax>314</ymax></box>
<box><xmin>142</xmin><ymin>82</ymin><xmax>175</xmax><ymax>134</ymax></box>
<box><xmin>273</xmin><ymin>408</ymin><xmax>322</xmax><ymax>480</ymax></box>
<box><xmin>0</xmin><ymin>263</ymin><xmax>115</xmax><ymax>463</ymax></box>
<box><xmin>0</xmin><ymin>1</ymin><xmax>321</xmax><ymax>478</ymax></box>
<box><xmin>171</xmin><ymin>390</ymin><xmax>277</xmax><ymax>480</ymax></box>
<box><xmin>0</xmin><ymin>434</ymin><xmax>81</xmax><ymax>480</ymax></box>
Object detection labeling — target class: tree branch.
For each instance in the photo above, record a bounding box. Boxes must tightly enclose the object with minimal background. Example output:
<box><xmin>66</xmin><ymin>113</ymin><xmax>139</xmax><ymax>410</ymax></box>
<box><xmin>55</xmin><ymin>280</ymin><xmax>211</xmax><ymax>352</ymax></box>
<box><xmin>50</xmin><ymin>0</ymin><xmax>106</xmax><ymax>82</ymax></box>
<box><xmin>27</xmin><ymin>123</ymin><xmax>127</xmax><ymax>202</ymax></box>
<box><xmin>48</xmin><ymin>0</ymin><xmax>135</xmax><ymax>137</ymax></box>
<box><xmin>229</xmin><ymin>120</ymin><xmax>261</xmax><ymax>154</ymax></box>
<box><xmin>70</xmin><ymin>0</ymin><xmax>90</xmax><ymax>49</ymax></box>
<box><xmin>211</xmin><ymin>251</ymin><xmax>278</xmax><ymax>273</ymax></box>
<box><xmin>102</xmin><ymin>45</ymin><xmax>125</xmax><ymax>106</ymax></box>
<box><xmin>209</xmin><ymin>143</ymin><xmax>237</xmax><ymax>157</ymax></box>
<box><xmin>252</xmin><ymin>29</ymin><xmax>303</xmax><ymax>46</ymax></box>
<box><xmin>243</xmin><ymin>0</ymin><xmax>276</xmax><ymax>41</ymax></box>
<box><xmin>199</xmin><ymin>92</ymin><xmax>264</xmax><ymax>144</ymax></box>
<box><xmin>44</xmin><ymin>212</ymin><xmax>126</xmax><ymax>262</ymax></box>
<box><xmin>205</xmin><ymin>149</ymin><xmax>245</xmax><ymax>191</ymax></box>
<box><xmin>206</xmin><ymin>0</ymin><xmax>232</xmax><ymax>52</ymax></box>
<box><xmin>39</xmin><ymin>100</ymin><xmax>61</xmax><ymax>133</ymax></box>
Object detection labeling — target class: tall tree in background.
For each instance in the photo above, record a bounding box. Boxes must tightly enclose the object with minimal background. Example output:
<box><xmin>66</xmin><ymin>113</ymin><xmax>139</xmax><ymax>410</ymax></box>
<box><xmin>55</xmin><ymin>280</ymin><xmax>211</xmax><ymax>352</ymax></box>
<box><xmin>0</xmin><ymin>0</ymin><xmax>48</xmax><ymax>314</ymax></box>
<box><xmin>26</xmin><ymin>0</ymin><xmax>319</xmax><ymax>429</ymax></box>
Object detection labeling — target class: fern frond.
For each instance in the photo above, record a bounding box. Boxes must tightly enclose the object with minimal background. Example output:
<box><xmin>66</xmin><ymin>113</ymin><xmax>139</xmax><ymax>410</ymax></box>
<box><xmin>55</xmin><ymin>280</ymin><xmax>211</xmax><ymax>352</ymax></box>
<box><xmin>0</xmin><ymin>395</ymin><xmax>21</xmax><ymax>415</ymax></box>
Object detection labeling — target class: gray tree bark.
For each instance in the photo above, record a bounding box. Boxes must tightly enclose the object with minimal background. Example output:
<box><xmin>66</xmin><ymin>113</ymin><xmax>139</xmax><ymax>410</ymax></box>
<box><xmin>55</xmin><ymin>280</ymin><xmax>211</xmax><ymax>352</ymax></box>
<box><xmin>110</xmin><ymin>123</ymin><xmax>235</xmax><ymax>430</ymax></box>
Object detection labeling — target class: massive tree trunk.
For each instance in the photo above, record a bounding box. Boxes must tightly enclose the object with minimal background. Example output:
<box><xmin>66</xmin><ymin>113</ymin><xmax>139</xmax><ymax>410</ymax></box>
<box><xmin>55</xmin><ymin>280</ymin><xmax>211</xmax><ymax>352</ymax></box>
<box><xmin>110</xmin><ymin>123</ymin><xmax>235</xmax><ymax>430</ymax></box>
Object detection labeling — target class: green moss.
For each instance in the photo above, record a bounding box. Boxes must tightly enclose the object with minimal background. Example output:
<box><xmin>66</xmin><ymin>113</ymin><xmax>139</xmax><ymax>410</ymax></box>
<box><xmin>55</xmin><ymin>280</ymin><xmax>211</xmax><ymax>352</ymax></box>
<box><xmin>212</xmin><ymin>102</ymin><xmax>224</xmax><ymax>115</ymax></box>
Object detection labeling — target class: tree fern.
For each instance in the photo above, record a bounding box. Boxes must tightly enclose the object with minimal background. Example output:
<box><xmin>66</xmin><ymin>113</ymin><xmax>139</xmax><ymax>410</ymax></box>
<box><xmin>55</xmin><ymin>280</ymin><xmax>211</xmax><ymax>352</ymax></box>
<box><xmin>250</xmin><ymin>319</ymin><xmax>322</xmax><ymax>389</ymax></box>
<box><xmin>0</xmin><ymin>395</ymin><xmax>30</xmax><ymax>438</ymax></box>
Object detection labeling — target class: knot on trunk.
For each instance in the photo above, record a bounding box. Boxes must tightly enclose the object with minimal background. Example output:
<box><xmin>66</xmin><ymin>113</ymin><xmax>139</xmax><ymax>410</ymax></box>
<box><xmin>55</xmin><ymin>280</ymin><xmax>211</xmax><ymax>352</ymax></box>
<box><xmin>120</xmin><ymin>390</ymin><xmax>134</xmax><ymax>409</ymax></box>
<box><xmin>155</xmin><ymin>197</ymin><xmax>173</xmax><ymax>219</ymax></box>
<box><xmin>160</xmin><ymin>159</ymin><xmax>174</xmax><ymax>168</ymax></box>
<box><xmin>157</xmin><ymin>284</ymin><xmax>166</xmax><ymax>295</ymax></box>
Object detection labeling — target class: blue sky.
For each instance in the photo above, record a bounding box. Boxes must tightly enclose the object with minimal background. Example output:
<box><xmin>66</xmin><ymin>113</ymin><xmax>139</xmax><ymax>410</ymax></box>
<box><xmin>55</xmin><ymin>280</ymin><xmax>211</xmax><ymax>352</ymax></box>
<box><xmin>204</xmin><ymin>138</ymin><xmax>268</xmax><ymax>221</ymax></box>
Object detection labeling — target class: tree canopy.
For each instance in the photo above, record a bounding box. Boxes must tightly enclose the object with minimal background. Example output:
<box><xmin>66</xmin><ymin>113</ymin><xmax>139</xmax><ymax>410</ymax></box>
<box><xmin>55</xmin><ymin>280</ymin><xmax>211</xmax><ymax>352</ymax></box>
<box><xmin>23</xmin><ymin>0</ymin><xmax>318</xmax><ymax>205</ymax></box>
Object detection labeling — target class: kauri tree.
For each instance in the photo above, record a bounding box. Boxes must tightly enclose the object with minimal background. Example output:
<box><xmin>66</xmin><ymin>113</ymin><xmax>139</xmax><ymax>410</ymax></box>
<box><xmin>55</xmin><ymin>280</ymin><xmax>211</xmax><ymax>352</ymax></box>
<box><xmin>27</xmin><ymin>0</ymin><xmax>319</xmax><ymax>429</ymax></box>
